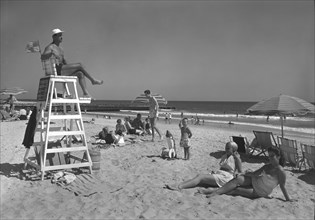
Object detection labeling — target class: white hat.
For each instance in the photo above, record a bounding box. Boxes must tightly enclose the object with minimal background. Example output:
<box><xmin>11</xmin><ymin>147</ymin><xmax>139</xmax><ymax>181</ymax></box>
<box><xmin>52</xmin><ymin>28</ymin><xmax>64</xmax><ymax>36</ymax></box>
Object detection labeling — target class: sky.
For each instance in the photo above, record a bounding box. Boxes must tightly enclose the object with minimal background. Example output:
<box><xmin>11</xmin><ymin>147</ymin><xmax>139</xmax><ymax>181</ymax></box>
<box><xmin>1</xmin><ymin>0</ymin><xmax>314</xmax><ymax>102</ymax></box>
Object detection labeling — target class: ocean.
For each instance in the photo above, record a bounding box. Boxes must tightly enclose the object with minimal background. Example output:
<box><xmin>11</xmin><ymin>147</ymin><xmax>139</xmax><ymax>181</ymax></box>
<box><xmin>89</xmin><ymin>100</ymin><xmax>314</xmax><ymax>136</ymax></box>
<box><xmin>16</xmin><ymin>99</ymin><xmax>314</xmax><ymax>136</ymax></box>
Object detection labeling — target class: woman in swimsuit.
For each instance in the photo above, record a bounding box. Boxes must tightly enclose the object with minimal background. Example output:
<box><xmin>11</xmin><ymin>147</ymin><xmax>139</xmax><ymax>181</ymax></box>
<box><xmin>165</xmin><ymin>141</ymin><xmax>242</xmax><ymax>191</ymax></box>
<box><xmin>200</xmin><ymin>146</ymin><xmax>294</xmax><ymax>202</ymax></box>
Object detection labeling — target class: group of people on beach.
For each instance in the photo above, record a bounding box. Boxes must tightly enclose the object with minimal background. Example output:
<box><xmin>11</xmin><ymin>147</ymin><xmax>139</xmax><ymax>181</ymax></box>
<box><xmin>165</xmin><ymin>141</ymin><xmax>295</xmax><ymax>202</ymax></box>
<box><xmin>1</xmin><ymin>96</ymin><xmax>32</xmax><ymax>121</ymax></box>
<box><xmin>39</xmin><ymin>28</ymin><xmax>295</xmax><ymax>203</ymax></box>
<box><xmin>97</xmin><ymin>113</ymin><xmax>153</xmax><ymax>145</ymax></box>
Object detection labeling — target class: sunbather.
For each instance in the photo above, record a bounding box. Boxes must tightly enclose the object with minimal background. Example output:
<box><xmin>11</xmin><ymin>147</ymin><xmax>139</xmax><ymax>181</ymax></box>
<box><xmin>115</xmin><ymin>119</ymin><xmax>127</xmax><ymax>136</ymax></box>
<box><xmin>98</xmin><ymin>127</ymin><xmax>122</xmax><ymax>144</ymax></box>
<box><xmin>198</xmin><ymin>146</ymin><xmax>294</xmax><ymax>202</ymax></box>
<box><xmin>165</xmin><ymin>141</ymin><xmax>242</xmax><ymax>191</ymax></box>
<box><xmin>124</xmin><ymin>117</ymin><xmax>143</xmax><ymax>135</ymax></box>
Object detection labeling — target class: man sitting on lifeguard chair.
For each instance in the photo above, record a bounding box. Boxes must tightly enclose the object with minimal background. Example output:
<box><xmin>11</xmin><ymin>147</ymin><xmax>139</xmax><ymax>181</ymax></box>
<box><xmin>41</xmin><ymin>28</ymin><xmax>103</xmax><ymax>99</ymax></box>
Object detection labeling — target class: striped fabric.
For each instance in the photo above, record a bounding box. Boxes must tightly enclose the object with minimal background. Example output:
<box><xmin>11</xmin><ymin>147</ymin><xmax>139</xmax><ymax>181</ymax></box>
<box><xmin>247</xmin><ymin>94</ymin><xmax>315</xmax><ymax>115</ymax></box>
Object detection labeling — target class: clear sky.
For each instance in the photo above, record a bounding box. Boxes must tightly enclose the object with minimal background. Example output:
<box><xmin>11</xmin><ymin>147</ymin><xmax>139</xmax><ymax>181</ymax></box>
<box><xmin>1</xmin><ymin>0</ymin><xmax>314</xmax><ymax>102</ymax></box>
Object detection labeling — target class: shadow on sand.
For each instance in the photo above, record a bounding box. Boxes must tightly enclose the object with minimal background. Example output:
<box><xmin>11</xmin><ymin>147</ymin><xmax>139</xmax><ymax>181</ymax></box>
<box><xmin>293</xmin><ymin>169</ymin><xmax>315</xmax><ymax>185</ymax></box>
<box><xmin>209</xmin><ymin>151</ymin><xmax>268</xmax><ymax>164</ymax></box>
<box><xmin>145</xmin><ymin>155</ymin><xmax>182</xmax><ymax>161</ymax></box>
<box><xmin>0</xmin><ymin>163</ymin><xmax>25</xmax><ymax>179</ymax></box>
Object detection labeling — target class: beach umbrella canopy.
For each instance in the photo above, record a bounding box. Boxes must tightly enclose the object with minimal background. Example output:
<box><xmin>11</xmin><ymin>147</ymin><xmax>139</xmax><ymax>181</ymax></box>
<box><xmin>247</xmin><ymin>94</ymin><xmax>315</xmax><ymax>137</ymax></box>
<box><xmin>0</xmin><ymin>87</ymin><xmax>28</xmax><ymax>96</ymax></box>
<box><xmin>132</xmin><ymin>93</ymin><xmax>168</xmax><ymax>105</ymax></box>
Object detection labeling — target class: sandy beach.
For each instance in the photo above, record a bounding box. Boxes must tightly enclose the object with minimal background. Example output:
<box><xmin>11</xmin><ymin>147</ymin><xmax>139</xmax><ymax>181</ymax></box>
<box><xmin>0</xmin><ymin>114</ymin><xmax>314</xmax><ymax>220</ymax></box>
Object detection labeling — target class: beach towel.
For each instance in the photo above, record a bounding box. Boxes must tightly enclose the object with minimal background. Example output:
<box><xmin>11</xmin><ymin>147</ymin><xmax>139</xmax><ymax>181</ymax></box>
<box><xmin>22</xmin><ymin>106</ymin><xmax>37</xmax><ymax>148</ymax></box>
<box><xmin>56</xmin><ymin>173</ymin><xmax>106</xmax><ymax>197</ymax></box>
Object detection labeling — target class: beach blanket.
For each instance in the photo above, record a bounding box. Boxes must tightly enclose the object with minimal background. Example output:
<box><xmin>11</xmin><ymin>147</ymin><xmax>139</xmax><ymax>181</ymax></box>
<box><xmin>57</xmin><ymin>173</ymin><xmax>106</xmax><ymax>197</ymax></box>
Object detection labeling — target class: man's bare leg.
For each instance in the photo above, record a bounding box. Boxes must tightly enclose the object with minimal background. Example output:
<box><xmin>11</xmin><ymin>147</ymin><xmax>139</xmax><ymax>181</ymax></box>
<box><xmin>61</xmin><ymin>63</ymin><xmax>103</xmax><ymax>85</ymax></box>
<box><xmin>154</xmin><ymin>127</ymin><xmax>162</xmax><ymax>139</ymax></box>
<box><xmin>206</xmin><ymin>175</ymin><xmax>252</xmax><ymax>198</ymax></box>
<box><xmin>70</xmin><ymin>71</ymin><xmax>91</xmax><ymax>97</ymax></box>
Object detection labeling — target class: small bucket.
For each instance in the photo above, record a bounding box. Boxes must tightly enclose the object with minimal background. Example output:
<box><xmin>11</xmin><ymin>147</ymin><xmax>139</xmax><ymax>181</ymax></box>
<box><xmin>84</xmin><ymin>149</ymin><xmax>101</xmax><ymax>170</ymax></box>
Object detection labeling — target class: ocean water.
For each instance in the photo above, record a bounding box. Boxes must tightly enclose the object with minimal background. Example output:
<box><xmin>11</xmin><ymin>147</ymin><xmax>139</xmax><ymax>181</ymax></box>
<box><xmin>92</xmin><ymin>100</ymin><xmax>255</xmax><ymax>114</ymax></box>
<box><xmin>91</xmin><ymin>100</ymin><xmax>314</xmax><ymax>136</ymax></box>
<box><xmin>167</xmin><ymin>101</ymin><xmax>254</xmax><ymax>115</ymax></box>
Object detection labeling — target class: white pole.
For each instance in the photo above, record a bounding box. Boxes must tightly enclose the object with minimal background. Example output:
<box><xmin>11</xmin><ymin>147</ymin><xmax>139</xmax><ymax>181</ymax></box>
<box><xmin>280</xmin><ymin>116</ymin><xmax>284</xmax><ymax>137</ymax></box>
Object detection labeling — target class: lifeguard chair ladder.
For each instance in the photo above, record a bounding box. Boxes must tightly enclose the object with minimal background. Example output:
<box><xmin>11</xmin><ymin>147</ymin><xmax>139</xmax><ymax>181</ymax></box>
<box><xmin>24</xmin><ymin>57</ymin><xmax>93</xmax><ymax>180</ymax></box>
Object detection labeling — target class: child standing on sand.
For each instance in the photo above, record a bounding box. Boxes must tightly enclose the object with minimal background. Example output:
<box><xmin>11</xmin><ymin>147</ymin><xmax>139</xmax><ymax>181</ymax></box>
<box><xmin>179</xmin><ymin>118</ymin><xmax>193</xmax><ymax>160</ymax></box>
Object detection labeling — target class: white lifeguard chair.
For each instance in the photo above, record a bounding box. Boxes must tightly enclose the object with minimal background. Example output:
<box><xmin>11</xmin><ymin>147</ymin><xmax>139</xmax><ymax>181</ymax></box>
<box><xmin>24</xmin><ymin>57</ymin><xmax>93</xmax><ymax>180</ymax></box>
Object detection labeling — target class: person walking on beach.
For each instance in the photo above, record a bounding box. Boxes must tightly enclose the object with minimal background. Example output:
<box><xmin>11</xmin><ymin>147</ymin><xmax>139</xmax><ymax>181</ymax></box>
<box><xmin>144</xmin><ymin>89</ymin><xmax>162</xmax><ymax>141</ymax></box>
<box><xmin>198</xmin><ymin>146</ymin><xmax>294</xmax><ymax>202</ymax></box>
<box><xmin>165</xmin><ymin>141</ymin><xmax>241</xmax><ymax>191</ymax></box>
<box><xmin>179</xmin><ymin>118</ymin><xmax>193</xmax><ymax>160</ymax></box>
<box><xmin>41</xmin><ymin>28</ymin><xmax>103</xmax><ymax>98</ymax></box>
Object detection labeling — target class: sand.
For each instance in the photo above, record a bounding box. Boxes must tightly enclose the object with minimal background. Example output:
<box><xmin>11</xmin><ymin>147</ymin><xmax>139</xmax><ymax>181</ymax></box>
<box><xmin>0</xmin><ymin>114</ymin><xmax>314</xmax><ymax>220</ymax></box>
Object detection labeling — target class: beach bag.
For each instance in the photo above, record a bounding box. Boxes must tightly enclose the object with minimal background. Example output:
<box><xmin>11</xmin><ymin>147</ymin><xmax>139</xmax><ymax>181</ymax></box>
<box><xmin>115</xmin><ymin>135</ymin><xmax>125</xmax><ymax>146</ymax></box>
<box><xmin>161</xmin><ymin>148</ymin><xmax>176</xmax><ymax>159</ymax></box>
<box><xmin>161</xmin><ymin>137</ymin><xmax>176</xmax><ymax>159</ymax></box>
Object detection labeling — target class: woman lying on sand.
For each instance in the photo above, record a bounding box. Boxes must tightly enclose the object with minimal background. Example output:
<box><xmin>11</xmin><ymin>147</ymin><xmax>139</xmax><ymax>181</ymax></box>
<box><xmin>197</xmin><ymin>146</ymin><xmax>295</xmax><ymax>202</ymax></box>
<box><xmin>165</xmin><ymin>141</ymin><xmax>242</xmax><ymax>191</ymax></box>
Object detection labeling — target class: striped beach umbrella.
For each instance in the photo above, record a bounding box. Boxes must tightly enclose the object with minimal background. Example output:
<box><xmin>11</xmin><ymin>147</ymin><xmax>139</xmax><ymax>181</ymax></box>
<box><xmin>132</xmin><ymin>93</ymin><xmax>168</xmax><ymax>105</ymax></box>
<box><xmin>247</xmin><ymin>94</ymin><xmax>315</xmax><ymax>137</ymax></box>
<box><xmin>0</xmin><ymin>87</ymin><xmax>28</xmax><ymax>96</ymax></box>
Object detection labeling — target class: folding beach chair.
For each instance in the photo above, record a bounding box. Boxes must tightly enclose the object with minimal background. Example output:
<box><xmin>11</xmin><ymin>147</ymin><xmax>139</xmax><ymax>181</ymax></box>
<box><xmin>250</xmin><ymin>131</ymin><xmax>277</xmax><ymax>157</ymax></box>
<box><xmin>229</xmin><ymin>135</ymin><xmax>249</xmax><ymax>154</ymax></box>
<box><xmin>300</xmin><ymin>143</ymin><xmax>315</xmax><ymax>171</ymax></box>
<box><xmin>277</xmin><ymin>136</ymin><xmax>302</xmax><ymax>170</ymax></box>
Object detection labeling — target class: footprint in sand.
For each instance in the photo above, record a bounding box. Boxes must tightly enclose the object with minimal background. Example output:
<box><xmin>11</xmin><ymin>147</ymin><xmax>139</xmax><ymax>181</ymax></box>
<box><xmin>111</xmin><ymin>159</ymin><xmax>120</xmax><ymax>166</ymax></box>
<box><xmin>44</xmin><ymin>187</ymin><xmax>57</xmax><ymax>194</ymax></box>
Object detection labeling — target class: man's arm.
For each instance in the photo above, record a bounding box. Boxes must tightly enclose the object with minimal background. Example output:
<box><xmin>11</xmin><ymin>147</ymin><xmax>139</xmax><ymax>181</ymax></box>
<box><xmin>153</xmin><ymin>98</ymin><xmax>159</xmax><ymax>111</ymax></box>
<box><xmin>278</xmin><ymin>168</ymin><xmax>292</xmax><ymax>201</ymax></box>
<box><xmin>233</xmin><ymin>152</ymin><xmax>243</xmax><ymax>174</ymax></box>
<box><xmin>41</xmin><ymin>45</ymin><xmax>54</xmax><ymax>60</ymax></box>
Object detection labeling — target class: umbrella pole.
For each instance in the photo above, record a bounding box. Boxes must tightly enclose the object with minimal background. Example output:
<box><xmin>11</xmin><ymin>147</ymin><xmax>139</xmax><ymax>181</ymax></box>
<box><xmin>280</xmin><ymin>116</ymin><xmax>284</xmax><ymax>138</ymax></box>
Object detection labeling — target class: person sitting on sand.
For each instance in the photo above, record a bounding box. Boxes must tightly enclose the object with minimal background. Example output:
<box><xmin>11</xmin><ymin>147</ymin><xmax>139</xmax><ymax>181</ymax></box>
<box><xmin>165</xmin><ymin>141</ymin><xmax>242</xmax><ymax>191</ymax></box>
<box><xmin>144</xmin><ymin>117</ymin><xmax>152</xmax><ymax>135</ymax></box>
<box><xmin>124</xmin><ymin>117</ymin><xmax>143</xmax><ymax>135</ymax></box>
<box><xmin>18</xmin><ymin>108</ymin><xmax>27</xmax><ymax>120</ymax></box>
<box><xmin>131</xmin><ymin>113</ymin><xmax>145</xmax><ymax>132</ymax></box>
<box><xmin>115</xmin><ymin>119</ymin><xmax>127</xmax><ymax>136</ymax></box>
<box><xmin>197</xmin><ymin>146</ymin><xmax>294</xmax><ymax>202</ymax></box>
<box><xmin>41</xmin><ymin>28</ymin><xmax>103</xmax><ymax>98</ymax></box>
<box><xmin>6</xmin><ymin>94</ymin><xmax>17</xmax><ymax>114</ymax></box>
<box><xmin>98</xmin><ymin>127</ymin><xmax>122</xmax><ymax>144</ymax></box>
